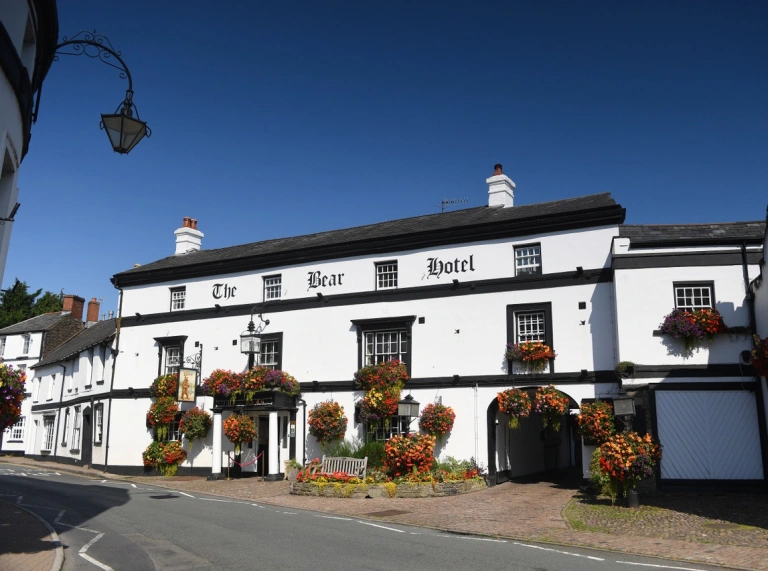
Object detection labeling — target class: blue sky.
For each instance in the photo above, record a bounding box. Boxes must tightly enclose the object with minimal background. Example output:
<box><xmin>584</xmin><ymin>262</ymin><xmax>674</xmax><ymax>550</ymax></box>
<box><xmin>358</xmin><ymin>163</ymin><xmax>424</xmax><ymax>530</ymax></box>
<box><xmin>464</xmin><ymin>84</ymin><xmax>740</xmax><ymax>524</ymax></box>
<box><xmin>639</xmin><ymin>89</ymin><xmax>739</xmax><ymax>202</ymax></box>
<box><xmin>5</xmin><ymin>0</ymin><xmax>767</xmax><ymax>316</ymax></box>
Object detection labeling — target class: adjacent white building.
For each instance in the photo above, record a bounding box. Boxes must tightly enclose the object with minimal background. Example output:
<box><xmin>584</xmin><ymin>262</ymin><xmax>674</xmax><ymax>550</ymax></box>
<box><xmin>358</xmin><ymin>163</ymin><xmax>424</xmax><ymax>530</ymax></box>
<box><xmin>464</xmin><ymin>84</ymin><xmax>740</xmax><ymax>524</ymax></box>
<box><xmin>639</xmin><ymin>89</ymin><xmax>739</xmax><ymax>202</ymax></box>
<box><xmin>0</xmin><ymin>1</ymin><xmax>58</xmax><ymax>282</ymax></box>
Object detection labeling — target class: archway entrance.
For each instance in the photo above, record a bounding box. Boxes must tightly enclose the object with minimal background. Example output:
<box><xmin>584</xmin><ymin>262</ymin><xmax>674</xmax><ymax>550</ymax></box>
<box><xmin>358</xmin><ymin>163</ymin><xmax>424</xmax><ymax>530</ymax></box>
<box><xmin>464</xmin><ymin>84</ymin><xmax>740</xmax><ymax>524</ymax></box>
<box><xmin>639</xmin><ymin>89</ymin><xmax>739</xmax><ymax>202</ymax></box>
<box><xmin>486</xmin><ymin>387</ymin><xmax>581</xmax><ymax>486</ymax></box>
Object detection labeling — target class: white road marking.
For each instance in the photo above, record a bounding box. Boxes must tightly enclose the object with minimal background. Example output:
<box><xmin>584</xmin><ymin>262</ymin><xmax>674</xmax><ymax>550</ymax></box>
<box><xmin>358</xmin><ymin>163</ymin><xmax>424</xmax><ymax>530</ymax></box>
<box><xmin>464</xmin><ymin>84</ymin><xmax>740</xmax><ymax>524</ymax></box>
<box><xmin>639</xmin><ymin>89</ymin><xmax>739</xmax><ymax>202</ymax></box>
<box><xmin>19</xmin><ymin>503</ymin><xmax>64</xmax><ymax>511</ymax></box>
<box><xmin>438</xmin><ymin>535</ymin><xmax>507</xmax><ymax>543</ymax></box>
<box><xmin>130</xmin><ymin>483</ymin><xmax>137</xmax><ymax>488</ymax></box>
<box><xmin>199</xmin><ymin>498</ymin><xmax>234</xmax><ymax>503</ymax></box>
<box><xmin>79</xmin><ymin>533</ymin><xmax>113</xmax><ymax>571</ymax></box>
<box><xmin>357</xmin><ymin>521</ymin><xmax>405</xmax><ymax>533</ymax></box>
<box><xmin>54</xmin><ymin>510</ymin><xmax>65</xmax><ymax>524</ymax></box>
<box><xmin>56</xmin><ymin>522</ymin><xmax>101</xmax><ymax>534</ymax></box>
<box><xmin>317</xmin><ymin>515</ymin><xmax>352</xmax><ymax>521</ymax></box>
<box><xmin>16</xmin><ymin>496</ymin><xmax>22</xmax><ymax>504</ymax></box>
<box><xmin>513</xmin><ymin>542</ymin><xmax>605</xmax><ymax>561</ymax></box>
<box><xmin>251</xmin><ymin>504</ymin><xmax>265</xmax><ymax>508</ymax></box>
<box><xmin>281</xmin><ymin>512</ymin><xmax>297</xmax><ymax>515</ymax></box>
<box><xmin>178</xmin><ymin>492</ymin><xmax>195</xmax><ymax>498</ymax></box>
<box><xmin>616</xmin><ymin>562</ymin><xmax>707</xmax><ymax>571</ymax></box>
<box><xmin>101</xmin><ymin>480</ymin><xmax>107</xmax><ymax>483</ymax></box>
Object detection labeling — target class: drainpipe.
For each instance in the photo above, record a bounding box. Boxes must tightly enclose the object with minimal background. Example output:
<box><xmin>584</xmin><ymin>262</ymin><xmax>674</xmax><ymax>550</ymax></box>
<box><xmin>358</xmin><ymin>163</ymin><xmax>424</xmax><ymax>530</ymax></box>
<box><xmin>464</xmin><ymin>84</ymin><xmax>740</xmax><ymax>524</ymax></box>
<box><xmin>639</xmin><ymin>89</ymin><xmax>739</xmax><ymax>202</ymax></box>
<box><xmin>742</xmin><ymin>242</ymin><xmax>768</xmax><ymax>482</ymax></box>
<box><xmin>301</xmin><ymin>398</ymin><xmax>307</xmax><ymax>465</ymax></box>
<box><xmin>474</xmin><ymin>382</ymin><xmax>479</xmax><ymax>463</ymax></box>
<box><xmin>52</xmin><ymin>363</ymin><xmax>67</xmax><ymax>459</ymax></box>
<box><xmin>103</xmin><ymin>288</ymin><xmax>123</xmax><ymax>473</ymax></box>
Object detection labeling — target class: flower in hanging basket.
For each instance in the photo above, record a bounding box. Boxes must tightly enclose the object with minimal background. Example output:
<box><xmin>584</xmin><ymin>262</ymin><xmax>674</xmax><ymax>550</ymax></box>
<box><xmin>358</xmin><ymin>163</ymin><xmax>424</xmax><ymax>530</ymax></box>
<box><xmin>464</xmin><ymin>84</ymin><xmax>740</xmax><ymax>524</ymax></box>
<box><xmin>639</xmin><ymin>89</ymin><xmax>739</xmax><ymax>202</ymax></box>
<box><xmin>534</xmin><ymin>385</ymin><xmax>569</xmax><ymax>432</ymax></box>
<box><xmin>149</xmin><ymin>374</ymin><xmax>178</xmax><ymax>398</ymax></box>
<box><xmin>359</xmin><ymin>386</ymin><xmax>401</xmax><ymax>426</ymax></box>
<box><xmin>146</xmin><ymin>397</ymin><xmax>179</xmax><ymax>441</ymax></box>
<box><xmin>263</xmin><ymin>369</ymin><xmax>301</xmax><ymax>396</ymax></box>
<box><xmin>354</xmin><ymin>360</ymin><xmax>409</xmax><ymax>392</ymax></box>
<box><xmin>576</xmin><ymin>400</ymin><xmax>615</xmax><ymax>445</ymax></box>
<box><xmin>142</xmin><ymin>441</ymin><xmax>166</xmax><ymax>468</ymax></box>
<box><xmin>753</xmin><ymin>336</ymin><xmax>768</xmax><ymax>377</ymax></box>
<box><xmin>162</xmin><ymin>441</ymin><xmax>187</xmax><ymax>476</ymax></box>
<box><xmin>0</xmin><ymin>365</ymin><xmax>26</xmax><ymax>431</ymax></box>
<box><xmin>497</xmin><ymin>388</ymin><xmax>531</xmax><ymax>429</ymax></box>
<box><xmin>598</xmin><ymin>431</ymin><xmax>661</xmax><ymax>504</ymax></box>
<box><xmin>223</xmin><ymin>414</ymin><xmax>257</xmax><ymax>454</ymax></box>
<box><xmin>200</xmin><ymin>369</ymin><xmax>242</xmax><ymax>398</ymax></box>
<box><xmin>308</xmin><ymin>401</ymin><xmax>348</xmax><ymax>449</ymax></box>
<box><xmin>179</xmin><ymin>407</ymin><xmax>212</xmax><ymax>452</ymax></box>
<box><xmin>418</xmin><ymin>402</ymin><xmax>456</xmax><ymax>436</ymax></box>
<box><xmin>505</xmin><ymin>342</ymin><xmax>556</xmax><ymax>373</ymax></box>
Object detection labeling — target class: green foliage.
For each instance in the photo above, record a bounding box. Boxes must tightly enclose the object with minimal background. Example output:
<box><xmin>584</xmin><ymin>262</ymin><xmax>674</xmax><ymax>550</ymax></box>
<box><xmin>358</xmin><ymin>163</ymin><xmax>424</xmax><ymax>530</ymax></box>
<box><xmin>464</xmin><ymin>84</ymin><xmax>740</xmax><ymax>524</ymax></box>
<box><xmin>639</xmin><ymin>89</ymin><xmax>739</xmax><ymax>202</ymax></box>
<box><xmin>31</xmin><ymin>291</ymin><xmax>63</xmax><ymax>317</ymax></box>
<box><xmin>0</xmin><ymin>279</ymin><xmax>63</xmax><ymax>328</ymax></box>
<box><xmin>322</xmin><ymin>437</ymin><xmax>387</xmax><ymax>469</ymax></box>
<box><xmin>588</xmin><ymin>447</ymin><xmax>613</xmax><ymax>498</ymax></box>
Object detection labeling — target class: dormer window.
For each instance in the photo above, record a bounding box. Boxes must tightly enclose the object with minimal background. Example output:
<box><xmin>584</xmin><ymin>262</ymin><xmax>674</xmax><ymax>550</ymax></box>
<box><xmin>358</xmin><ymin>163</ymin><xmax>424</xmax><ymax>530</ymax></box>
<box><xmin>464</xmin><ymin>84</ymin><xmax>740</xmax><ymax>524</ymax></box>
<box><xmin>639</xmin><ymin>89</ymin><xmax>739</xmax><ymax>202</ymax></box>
<box><xmin>22</xmin><ymin>334</ymin><xmax>31</xmax><ymax>355</ymax></box>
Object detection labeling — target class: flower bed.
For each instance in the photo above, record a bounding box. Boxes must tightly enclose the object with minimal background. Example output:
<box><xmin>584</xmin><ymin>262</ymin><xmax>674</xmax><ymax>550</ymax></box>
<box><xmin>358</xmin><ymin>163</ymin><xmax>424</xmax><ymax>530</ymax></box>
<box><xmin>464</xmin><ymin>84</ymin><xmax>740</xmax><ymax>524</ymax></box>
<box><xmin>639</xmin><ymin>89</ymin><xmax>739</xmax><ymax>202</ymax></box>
<box><xmin>290</xmin><ymin>478</ymin><xmax>486</xmax><ymax>498</ymax></box>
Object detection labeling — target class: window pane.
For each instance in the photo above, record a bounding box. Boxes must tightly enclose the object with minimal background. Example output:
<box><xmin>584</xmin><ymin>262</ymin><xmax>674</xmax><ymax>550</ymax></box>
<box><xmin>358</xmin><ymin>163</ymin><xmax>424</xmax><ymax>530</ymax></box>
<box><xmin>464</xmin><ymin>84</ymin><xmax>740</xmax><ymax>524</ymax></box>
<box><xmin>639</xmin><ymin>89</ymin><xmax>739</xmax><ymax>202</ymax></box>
<box><xmin>675</xmin><ymin>285</ymin><xmax>712</xmax><ymax>311</ymax></box>
<box><xmin>171</xmin><ymin>288</ymin><xmax>186</xmax><ymax>311</ymax></box>
<box><xmin>515</xmin><ymin>245</ymin><xmax>541</xmax><ymax>275</ymax></box>
<box><xmin>264</xmin><ymin>276</ymin><xmax>282</xmax><ymax>300</ymax></box>
<box><xmin>363</xmin><ymin>330</ymin><xmax>407</xmax><ymax>366</ymax></box>
<box><xmin>259</xmin><ymin>340</ymin><xmax>279</xmax><ymax>369</ymax></box>
<box><xmin>516</xmin><ymin>312</ymin><xmax>545</xmax><ymax>343</ymax></box>
<box><xmin>165</xmin><ymin>346</ymin><xmax>181</xmax><ymax>374</ymax></box>
<box><xmin>376</xmin><ymin>262</ymin><xmax>398</xmax><ymax>290</ymax></box>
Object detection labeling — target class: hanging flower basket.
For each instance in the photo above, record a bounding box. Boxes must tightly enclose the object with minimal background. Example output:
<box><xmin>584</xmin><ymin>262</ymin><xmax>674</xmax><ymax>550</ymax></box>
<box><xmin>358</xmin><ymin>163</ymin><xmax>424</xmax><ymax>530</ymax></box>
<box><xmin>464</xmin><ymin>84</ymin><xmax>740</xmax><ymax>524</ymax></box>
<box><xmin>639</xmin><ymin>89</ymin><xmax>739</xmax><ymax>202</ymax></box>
<box><xmin>576</xmin><ymin>401</ymin><xmax>615</xmax><ymax>445</ymax></box>
<box><xmin>659</xmin><ymin>308</ymin><xmax>727</xmax><ymax>355</ymax></box>
<box><xmin>752</xmin><ymin>336</ymin><xmax>768</xmax><ymax>377</ymax></box>
<box><xmin>146</xmin><ymin>396</ymin><xmax>179</xmax><ymax>441</ymax></box>
<box><xmin>308</xmin><ymin>401</ymin><xmax>348</xmax><ymax>450</ymax></box>
<box><xmin>383</xmin><ymin>433</ymin><xmax>436</xmax><ymax>478</ymax></box>
<box><xmin>534</xmin><ymin>385</ymin><xmax>569</xmax><ymax>432</ymax></box>
<box><xmin>419</xmin><ymin>402</ymin><xmax>456</xmax><ymax>437</ymax></box>
<box><xmin>149</xmin><ymin>374</ymin><xmax>178</xmax><ymax>398</ymax></box>
<box><xmin>496</xmin><ymin>388</ymin><xmax>531</xmax><ymax>429</ymax></box>
<box><xmin>142</xmin><ymin>441</ymin><xmax>187</xmax><ymax>477</ymax></box>
<box><xmin>223</xmin><ymin>414</ymin><xmax>257</xmax><ymax>454</ymax></box>
<box><xmin>505</xmin><ymin>342</ymin><xmax>556</xmax><ymax>373</ymax></box>
<box><xmin>179</xmin><ymin>407</ymin><xmax>212</xmax><ymax>452</ymax></box>
<box><xmin>0</xmin><ymin>365</ymin><xmax>26</xmax><ymax>431</ymax></box>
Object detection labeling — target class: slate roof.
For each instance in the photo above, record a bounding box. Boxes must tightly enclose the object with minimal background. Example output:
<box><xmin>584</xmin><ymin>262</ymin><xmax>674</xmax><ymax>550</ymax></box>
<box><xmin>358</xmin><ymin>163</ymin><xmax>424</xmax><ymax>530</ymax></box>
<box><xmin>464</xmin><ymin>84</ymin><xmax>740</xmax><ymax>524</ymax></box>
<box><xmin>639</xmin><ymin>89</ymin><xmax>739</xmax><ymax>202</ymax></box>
<box><xmin>0</xmin><ymin>313</ymin><xmax>73</xmax><ymax>335</ymax></box>
<box><xmin>114</xmin><ymin>193</ymin><xmax>622</xmax><ymax>280</ymax></box>
<box><xmin>619</xmin><ymin>222</ymin><xmax>766</xmax><ymax>246</ymax></box>
<box><xmin>32</xmin><ymin>319</ymin><xmax>116</xmax><ymax>369</ymax></box>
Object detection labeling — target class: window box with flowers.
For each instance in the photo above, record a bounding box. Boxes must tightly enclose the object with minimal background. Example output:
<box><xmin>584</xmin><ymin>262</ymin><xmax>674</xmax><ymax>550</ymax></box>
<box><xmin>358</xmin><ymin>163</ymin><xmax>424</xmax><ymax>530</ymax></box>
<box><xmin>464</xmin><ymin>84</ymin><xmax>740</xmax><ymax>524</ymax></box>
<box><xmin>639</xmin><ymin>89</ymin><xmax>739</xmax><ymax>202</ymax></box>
<box><xmin>505</xmin><ymin>342</ymin><xmax>556</xmax><ymax>374</ymax></box>
<box><xmin>201</xmin><ymin>367</ymin><xmax>300</xmax><ymax>408</ymax></box>
<box><xmin>657</xmin><ymin>308</ymin><xmax>728</xmax><ymax>355</ymax></box>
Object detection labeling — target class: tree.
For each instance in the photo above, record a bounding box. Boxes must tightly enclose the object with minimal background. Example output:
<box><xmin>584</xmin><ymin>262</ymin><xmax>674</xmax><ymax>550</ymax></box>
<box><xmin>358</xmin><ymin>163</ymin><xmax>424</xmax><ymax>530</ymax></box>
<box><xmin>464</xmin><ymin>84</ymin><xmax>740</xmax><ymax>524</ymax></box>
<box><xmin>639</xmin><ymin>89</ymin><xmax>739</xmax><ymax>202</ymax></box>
<box><xmin>0</xmin><ymin>279</ymin><xmax>63</xmax><ymax>328</ymax></box>
<box><xmin>31</xmin><ymin>290</ymin><xmax>63</xmax><ymax>316</ymax></box>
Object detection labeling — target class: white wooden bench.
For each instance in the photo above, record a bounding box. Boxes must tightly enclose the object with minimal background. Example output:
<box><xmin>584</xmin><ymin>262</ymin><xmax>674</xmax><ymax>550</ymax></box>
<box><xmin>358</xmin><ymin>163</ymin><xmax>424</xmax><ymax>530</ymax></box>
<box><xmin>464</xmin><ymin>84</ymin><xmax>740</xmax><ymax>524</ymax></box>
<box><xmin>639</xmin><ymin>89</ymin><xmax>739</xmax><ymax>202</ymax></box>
<box><xmin>319</xmin><ymin>456</ymin><xmax>368</xmax><ymax>479</ymax></box>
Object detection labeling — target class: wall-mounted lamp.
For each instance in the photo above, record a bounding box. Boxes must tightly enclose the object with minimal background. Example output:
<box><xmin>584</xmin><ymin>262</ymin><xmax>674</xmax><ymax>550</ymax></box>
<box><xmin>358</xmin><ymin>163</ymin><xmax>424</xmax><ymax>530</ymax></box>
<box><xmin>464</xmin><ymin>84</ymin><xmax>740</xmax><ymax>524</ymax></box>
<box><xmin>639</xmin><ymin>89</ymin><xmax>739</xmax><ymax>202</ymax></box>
<box><xmin>240</xmin><ymin>306</ymin><xmax>270</xmax><ymax>369</ymax></box>
<box><xmin>397</xmin><ymin>394</ymin><xmax>420</xmax><ymax>418</ymax></box>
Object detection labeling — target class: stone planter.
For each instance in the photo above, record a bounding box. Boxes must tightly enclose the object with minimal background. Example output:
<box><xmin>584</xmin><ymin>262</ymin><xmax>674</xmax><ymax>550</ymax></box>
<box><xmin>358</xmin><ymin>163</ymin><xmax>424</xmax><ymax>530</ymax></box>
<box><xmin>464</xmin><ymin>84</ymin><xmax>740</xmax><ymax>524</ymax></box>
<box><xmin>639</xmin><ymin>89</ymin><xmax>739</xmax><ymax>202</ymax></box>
<box><xmin>290</xmin><ymin>478</ymin><xmax>486</xmax><ymax>499</ymax></box>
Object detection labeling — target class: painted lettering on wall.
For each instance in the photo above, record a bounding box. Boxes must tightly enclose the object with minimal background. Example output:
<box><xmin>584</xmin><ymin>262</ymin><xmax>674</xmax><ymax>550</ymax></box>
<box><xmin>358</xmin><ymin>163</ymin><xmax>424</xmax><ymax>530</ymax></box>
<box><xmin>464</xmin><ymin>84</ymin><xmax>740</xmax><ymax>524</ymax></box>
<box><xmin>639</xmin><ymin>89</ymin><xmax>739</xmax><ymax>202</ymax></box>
<box><xmin>212</xmin><ymin>283</ymin><xmax>237</xmax><ymax>299</ymax></box>
<box><xmin>307</xmin><ymin>271</ymin><xmax>345</xmax><ymax>289</ymax></box>
<box><xmin>426</xmin><ymin>255</ymin><xmax>475</xmax><ymax>279</ymax></box>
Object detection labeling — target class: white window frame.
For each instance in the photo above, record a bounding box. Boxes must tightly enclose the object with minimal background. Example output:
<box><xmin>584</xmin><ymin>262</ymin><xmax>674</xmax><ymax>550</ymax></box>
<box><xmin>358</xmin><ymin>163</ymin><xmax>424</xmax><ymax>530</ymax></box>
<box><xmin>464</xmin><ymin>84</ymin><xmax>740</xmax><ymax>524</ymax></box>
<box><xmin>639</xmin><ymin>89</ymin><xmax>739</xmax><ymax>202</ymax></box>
<box><xmin>263</xmin><ymin>275</ymin><xmax>282</xmax><ymax>300</ymax></box>
<box><xmin>363</xmin><ymin>330</ymin><xmax>408</xmax><ymax>366</ymax></box>
<box><xmin>71</xmin><ymin>407</ymin><xmax>81</xmax><ymax>450</ymax></box>
<box><xmin>22</xmin><ymin>334</ymin><xmax>31</xmax><ymax>355</ymax></box>
<box><xmin>46</xmin><ymin>375</ymin><xmax>55</xmax><ymax>401</ymax></box>
<box><xmin>164</xmin><ymin>346</ymin><xmax>181</xmax><ymax>375</ymax></box>
<box><xmin>674</xmin><ymin>283</ymin><xmax>714</xmax><ymax>312</ymax></box>
<box><xmin>42</xmin><ymin>417</ymin><xmax>55</xmax><ymax>451</ymax></box>
<box><xmin>514</xmin><ymin>244</ymin><xmax>542</xmax><ymax>276</ymax></box>
<box><xmin>366</xmin><ymin>415</ymin><xmax>411</xmax><ymax>442</ymax></box>
<box><xmin>170</xmin><ymin>287</ymin><xmax>186</xmax><ymax>311</ymax></box>
<box><xmin>375</xmin><ymin>261</ymin><xmax>398</xmax><ymax>290</ymax></box>
<box><xmin>94</xmin><ymin>404</ymin><xmax>104</xmax><ymax>444</ymax></box>
<box><xmin>259</xmin><ymin>339</ymin><xmax>279</xmax><ymax>370</ymax></box>
<box><xmin>7</xmin><ymin>416</ymin><xmax>25</xmax><ymax>440</ymax></box>
<box><xmin>515</xmin><ymin>311</ymin><xmax>546</xmax><ymax>343</ymax></box>
<box><xmin>61</xmin><ymin>409</ymin><xmax>69</xmax><ymax>446</ymax></box>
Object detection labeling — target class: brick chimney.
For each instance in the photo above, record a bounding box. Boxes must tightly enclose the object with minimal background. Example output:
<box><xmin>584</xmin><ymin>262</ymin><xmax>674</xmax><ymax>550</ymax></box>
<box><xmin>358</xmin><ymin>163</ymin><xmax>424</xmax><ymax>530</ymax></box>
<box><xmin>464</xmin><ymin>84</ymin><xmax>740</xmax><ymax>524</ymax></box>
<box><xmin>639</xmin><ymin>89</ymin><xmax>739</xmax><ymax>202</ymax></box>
<box><xmin>486</xmin><ymin>163</ymin><xmax>515</xmax><ymax>208</ymax></box>
<box><xmin>174</xmin><ymin>217</ymin><xmax>204</xmax><ymax>255</ymax></box>
<box><xmin>87</xmin><ymin>298</ymin><xmax>100</xmax><ymax>324</ymax></box>
<box><xmin>62</xmin><ymin>295</ymin><xmax>85</xmax><ymax>320</ymax></box>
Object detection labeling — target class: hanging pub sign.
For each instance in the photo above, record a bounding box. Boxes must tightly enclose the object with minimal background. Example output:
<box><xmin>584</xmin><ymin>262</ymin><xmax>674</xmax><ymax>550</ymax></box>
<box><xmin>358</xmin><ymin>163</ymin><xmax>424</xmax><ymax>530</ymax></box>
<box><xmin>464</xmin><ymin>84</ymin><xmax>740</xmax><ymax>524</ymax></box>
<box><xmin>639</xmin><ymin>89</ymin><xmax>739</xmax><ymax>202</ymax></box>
<box><xmin>177</xmin><ymin>368</ymin><xmax>197</xmax><ymax>402</ymax></box>
<box><xmin>426</xmin><ymin>254</ymin><xmax>475</xmax><ymax>279</ymax></box>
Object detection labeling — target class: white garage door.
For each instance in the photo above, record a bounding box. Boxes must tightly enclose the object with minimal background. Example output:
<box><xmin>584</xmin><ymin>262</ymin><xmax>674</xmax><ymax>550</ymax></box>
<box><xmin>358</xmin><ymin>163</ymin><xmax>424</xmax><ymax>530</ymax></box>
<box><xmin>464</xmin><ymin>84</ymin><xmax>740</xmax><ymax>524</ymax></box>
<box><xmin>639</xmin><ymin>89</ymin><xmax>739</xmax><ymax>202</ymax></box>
<box><xmin>656</xmin><ymin>390</ymin><xmax>763</xmax><ymax>480</ymax></box>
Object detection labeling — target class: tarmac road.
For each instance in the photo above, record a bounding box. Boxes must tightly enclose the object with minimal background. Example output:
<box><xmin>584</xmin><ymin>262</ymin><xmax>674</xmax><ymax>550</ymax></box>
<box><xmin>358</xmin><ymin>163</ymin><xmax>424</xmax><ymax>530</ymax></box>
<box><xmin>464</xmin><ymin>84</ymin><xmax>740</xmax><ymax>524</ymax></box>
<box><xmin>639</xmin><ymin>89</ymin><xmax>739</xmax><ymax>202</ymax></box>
<box><xmin>0</xmin><ymin>464</ymin><xmax>732</xmax><ymax>571</ymax></box>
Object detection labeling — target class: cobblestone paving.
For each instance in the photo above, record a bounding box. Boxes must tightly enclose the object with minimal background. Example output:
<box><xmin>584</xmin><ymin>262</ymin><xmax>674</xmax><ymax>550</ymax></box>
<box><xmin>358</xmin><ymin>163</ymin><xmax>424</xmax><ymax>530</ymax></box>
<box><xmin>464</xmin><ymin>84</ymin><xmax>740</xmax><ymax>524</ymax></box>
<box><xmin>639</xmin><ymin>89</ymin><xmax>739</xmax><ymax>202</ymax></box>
<box><xmin>566</xmin><ymin>493</ymin><xmax>768</xmax><ymax>548</ymax></box>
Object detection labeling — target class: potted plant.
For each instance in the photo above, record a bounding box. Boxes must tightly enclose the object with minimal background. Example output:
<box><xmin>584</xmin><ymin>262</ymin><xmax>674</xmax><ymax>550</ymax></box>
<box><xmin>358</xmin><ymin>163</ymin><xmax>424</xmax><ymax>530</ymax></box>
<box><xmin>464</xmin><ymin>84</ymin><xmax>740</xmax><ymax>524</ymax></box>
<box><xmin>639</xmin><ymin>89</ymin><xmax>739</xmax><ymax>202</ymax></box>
<box><xmin>308</xmin><ymin>400</ymin><xmax>348</xmax><ymax>451</ymax></box>
<box><xmin>615</xmin><ymin>361</ymin><xmax>636</xmax><ymax>380</ymax></box>
<box><xmin>597</xmin><ymin>431</ymin><xmax>662</xmax><ymax>507</ymax></box>
<box><xmin>496</xmin><ymin>388</ymin><xmax>531</xmax><ymax>429</ymax></box>
<box><xmin>505</xmin><ymin>342</ymin><xmax>556</xmax><ymax>373</ymax></box>
<box><xmin>534</xmin><ymin>385</ymin><xmax>569</xmax><ymax>432</ymax></box>
<box><xmin>284</xmin><ymin>458</ymin><xmax>302</xmax><ymax>481</ymax></box>
<box><xmin>354</xmin><ymin>360</ymin><xmax>408</xmax><ymax>429</ymax></box>
<box><xmin>146</xmin><ymin>396</ymin><xmax>179</xmax><ymax>441</ymax></box>
<box><xmin>149</xmin><ymin>373</ymin><xmax>178</xmax><ymax>398</ymax></box>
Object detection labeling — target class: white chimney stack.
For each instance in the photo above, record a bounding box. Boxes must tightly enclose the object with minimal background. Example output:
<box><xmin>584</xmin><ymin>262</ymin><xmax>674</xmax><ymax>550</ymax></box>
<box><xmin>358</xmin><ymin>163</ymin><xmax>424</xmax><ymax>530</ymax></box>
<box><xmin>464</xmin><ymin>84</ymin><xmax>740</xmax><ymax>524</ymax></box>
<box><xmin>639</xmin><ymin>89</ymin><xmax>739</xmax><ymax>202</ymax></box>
<box><xmin>174</xmin><ymin>217</ymin><xmax>204</xmax><ymax>254</ymax></box>
<box><xmin>486</xmin><ymin>163</ymin><xmax>515</xmax><ymax>208</ymax></box>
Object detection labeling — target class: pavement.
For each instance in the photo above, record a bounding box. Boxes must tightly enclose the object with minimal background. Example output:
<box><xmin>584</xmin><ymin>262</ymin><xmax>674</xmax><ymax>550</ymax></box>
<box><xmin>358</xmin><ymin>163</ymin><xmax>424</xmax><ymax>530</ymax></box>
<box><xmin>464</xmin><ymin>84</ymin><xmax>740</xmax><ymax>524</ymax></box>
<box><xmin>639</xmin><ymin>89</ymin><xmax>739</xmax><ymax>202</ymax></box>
<box><xmin>1</xmin><ymin>455</ymin><xmax>767</xmax><ymax>571</ymax></box>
